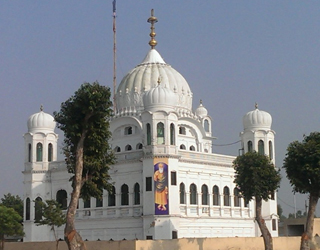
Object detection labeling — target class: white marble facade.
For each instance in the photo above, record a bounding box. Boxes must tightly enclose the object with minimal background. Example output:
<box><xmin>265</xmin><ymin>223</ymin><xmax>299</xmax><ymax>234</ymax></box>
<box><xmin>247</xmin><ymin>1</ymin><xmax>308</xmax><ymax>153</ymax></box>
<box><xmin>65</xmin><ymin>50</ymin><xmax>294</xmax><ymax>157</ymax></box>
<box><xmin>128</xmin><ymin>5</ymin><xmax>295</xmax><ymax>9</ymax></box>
<box><xmin>23</xmin><ymin>36</ymin><xmax>278</xmax><ymax>242</ymax></box>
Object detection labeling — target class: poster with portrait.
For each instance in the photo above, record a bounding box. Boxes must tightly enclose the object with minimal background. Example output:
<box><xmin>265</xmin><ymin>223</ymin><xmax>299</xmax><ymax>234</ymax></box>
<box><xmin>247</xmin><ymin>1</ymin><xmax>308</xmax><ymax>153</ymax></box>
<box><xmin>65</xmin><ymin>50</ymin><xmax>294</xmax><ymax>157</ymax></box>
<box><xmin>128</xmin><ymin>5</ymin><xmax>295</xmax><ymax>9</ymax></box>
<box><xmin>154</xmin><ymin>159</ymin><xmax>169</xmax><ymax>215</ymax></box>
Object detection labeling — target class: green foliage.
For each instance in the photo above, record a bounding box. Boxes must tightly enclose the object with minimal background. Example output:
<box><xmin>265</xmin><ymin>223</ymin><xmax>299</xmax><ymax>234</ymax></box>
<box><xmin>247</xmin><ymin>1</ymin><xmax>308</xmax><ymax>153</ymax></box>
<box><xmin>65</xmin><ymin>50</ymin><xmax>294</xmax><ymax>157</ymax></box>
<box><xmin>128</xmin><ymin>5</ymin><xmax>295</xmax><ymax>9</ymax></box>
<box><xmin>288</xmin><ymin>210</ymin><xmax>307</xmax><ymax>219</ymax></box>
<box><xmin>0</xmin><ymin>205</ymin><xmax>24</xmax><ymax>238</ymax></box>
<box><xmin>283</xmin><ymin>132</ymin><xmax>320</xmax><ymax>196</ymax></box>
<box><xmin>35</xmin><ymin>200</ymin><xmax>65</xmax><ymax>228</ymax></box>
<box><xmin>233</xmin><ymin>151</ymin><xmax>281</xmax><ymax>202</ymax></box>
<box><xmin>35</xmin><ymin>200</ymin><xmax>65</xmax><ymax>249</ymax></box>
<box><xmin>53</xmin><ymin>82</ymin><xmax>115</xmax><ymax>201</ymax></box>
<box><xmin>0</xmin><ymin>193</ymin><xmax>23</xmax><ymax>218</ymax></box>
<box><xmin>277</xmin><ymin>204</ymin><xmax>287</xmax><ymax>221</ymax></box>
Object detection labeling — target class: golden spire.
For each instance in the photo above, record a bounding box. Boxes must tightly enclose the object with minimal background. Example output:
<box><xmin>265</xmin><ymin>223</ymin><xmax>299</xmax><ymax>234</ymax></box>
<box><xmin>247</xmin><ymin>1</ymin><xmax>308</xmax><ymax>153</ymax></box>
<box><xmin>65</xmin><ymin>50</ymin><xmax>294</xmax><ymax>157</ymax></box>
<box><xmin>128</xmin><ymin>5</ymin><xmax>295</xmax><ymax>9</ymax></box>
<box><xmin>147</xmin><ymin>9</ymin><xmax>158</xmax><ymax>49</ymax></box>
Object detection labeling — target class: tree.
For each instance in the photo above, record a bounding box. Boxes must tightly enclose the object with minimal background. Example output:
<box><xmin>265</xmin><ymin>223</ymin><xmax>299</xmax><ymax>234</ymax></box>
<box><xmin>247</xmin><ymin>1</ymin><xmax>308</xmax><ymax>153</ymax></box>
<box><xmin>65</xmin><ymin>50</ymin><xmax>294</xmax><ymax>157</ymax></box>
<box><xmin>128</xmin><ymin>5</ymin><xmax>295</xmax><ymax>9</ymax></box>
<box><xmin>0</xmin><ymin>205</ymin><xmax>24</xmax><ymax>250</ymax></box>
<box><xmin>283</xmin><ymin>132</ymin><xmax>320</xmax><ymax>250</ymax></box>
<box><xmin>288</xmin><ymin>210</ymin><xmax>307</xmax><ymax>219</ymax></box>
<box><xmin>53</xmin><ymin>82</ymin><xmax>115</xmax><ymax>250</ymax></box>
<box><xmin>35</xmin><ymin>200</ymin><xmax>66</xmax><ymax>250</ymax></box>
<box><xmin>0</xmin><ymin>193</ymin><xmax>23</xmax><ymax>219</ymax></box>
<box><xmin>277</xmin><ymin>204</ymin><xmax>287</xmax><ymax>222</ymax></box>
<box><xmin>233</xmin><ymin>151</ymin><xmax>281</xmax><ymax>250</ymax></box>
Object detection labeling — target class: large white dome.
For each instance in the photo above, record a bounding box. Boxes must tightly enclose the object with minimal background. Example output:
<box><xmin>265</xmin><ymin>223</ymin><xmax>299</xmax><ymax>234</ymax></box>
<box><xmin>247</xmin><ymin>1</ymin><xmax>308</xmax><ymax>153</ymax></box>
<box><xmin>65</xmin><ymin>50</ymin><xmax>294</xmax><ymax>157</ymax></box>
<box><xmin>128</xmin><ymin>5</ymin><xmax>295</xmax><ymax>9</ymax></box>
<box><xmin>243</xmin><ymin>106</ymin><xmax>272</xmax><ymax>130</ymax></box>
<box><xmin>115</xmin><ymin>49</ymin><xmax>192</xmax><ymax>113</ymax></box>
<box><xmin>27</xmin><ymin>107</ymin><xmax>56</xmax><ymax>133</ymax></box>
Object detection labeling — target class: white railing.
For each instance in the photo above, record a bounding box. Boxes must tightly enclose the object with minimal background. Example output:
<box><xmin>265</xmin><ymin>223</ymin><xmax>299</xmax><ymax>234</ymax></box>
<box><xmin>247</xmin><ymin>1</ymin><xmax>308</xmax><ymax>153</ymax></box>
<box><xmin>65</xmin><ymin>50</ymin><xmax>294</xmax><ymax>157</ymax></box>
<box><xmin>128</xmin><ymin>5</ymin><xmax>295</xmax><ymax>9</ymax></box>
<box><xmin>115</xmin><ymin>151</ymin><xmax>144</xmax><ymax>162</ymax></box>
<box><xmin>179</xmin><ymin>205</ymin><xmax>251</xmax><ymax>218</ymax></box>
<box><xmin>75</xmin><ymin>206</ymin><xmax>143</xmax><ymax>220</ymax></box>
<box><xmin>179</xmin><ymin>151</ymin><xmax>235</xmax><ymax>166</ymax></box>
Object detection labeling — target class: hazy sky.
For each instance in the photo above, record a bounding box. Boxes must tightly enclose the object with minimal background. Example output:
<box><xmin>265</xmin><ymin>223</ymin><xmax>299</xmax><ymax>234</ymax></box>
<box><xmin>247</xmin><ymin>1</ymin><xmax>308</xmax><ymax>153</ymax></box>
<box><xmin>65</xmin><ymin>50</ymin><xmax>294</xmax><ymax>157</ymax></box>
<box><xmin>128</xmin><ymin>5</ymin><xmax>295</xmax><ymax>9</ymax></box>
<box><xmin>1</xmin><ymin>1</ymin><xmax>319</xmax><ymax>216</ymax></box>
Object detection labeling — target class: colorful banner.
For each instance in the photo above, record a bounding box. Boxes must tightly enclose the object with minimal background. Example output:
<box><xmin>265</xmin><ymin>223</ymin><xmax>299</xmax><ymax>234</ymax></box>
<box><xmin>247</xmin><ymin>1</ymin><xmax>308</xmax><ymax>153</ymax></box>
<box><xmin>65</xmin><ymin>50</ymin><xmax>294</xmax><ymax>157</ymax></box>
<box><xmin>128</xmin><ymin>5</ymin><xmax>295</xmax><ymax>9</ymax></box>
<box><xmin>154</xmin><ymin>159</ymin><xmax>169</xmax><ymax>215</ymax></box>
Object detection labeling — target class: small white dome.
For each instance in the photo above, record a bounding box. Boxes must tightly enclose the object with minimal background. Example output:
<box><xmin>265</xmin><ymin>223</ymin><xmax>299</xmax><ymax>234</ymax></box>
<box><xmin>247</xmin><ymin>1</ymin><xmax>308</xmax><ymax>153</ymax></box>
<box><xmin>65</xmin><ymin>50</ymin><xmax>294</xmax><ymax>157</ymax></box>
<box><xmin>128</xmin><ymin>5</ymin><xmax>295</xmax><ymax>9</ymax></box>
<box><xmin>195</xmin><ymin>100</ymin><xmax>208</xmax><ymax>118</ymax></box>
<box><xmin>116</xmin><ymin>49</ymin><xmax>192</xmax><ymax>112</ymax></box>
<box><xmin>243</xmin><ymin>105</ymin><xmax>272</xmax><ymax>130</ymax></box>
<box><xmin>143</xmin><ymin>83</ymin><xmax>177</xmax><ymax>111</ymax></box>
<box><xmin>27</xmin><ymin>107</ymin><xmax>56</xmax><ymax>133</ymax></box>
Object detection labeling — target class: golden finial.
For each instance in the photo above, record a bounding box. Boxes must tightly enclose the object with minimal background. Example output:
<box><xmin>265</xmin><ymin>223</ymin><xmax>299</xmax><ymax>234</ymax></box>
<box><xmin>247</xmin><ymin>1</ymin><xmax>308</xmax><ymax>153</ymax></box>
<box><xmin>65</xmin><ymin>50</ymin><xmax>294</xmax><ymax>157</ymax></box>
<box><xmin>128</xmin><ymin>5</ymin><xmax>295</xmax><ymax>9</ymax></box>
<box><xmin>255</xmin><ymin>102</ymin><xmax>258</xmax><ymax>109</ymax></box>
<box><xmin>157</xmin><ymin>76</ymin><xmax>161</xmax><ymax>85</ymax></box>
<box><xmin>40</xmin><ymin>104</ymin><xmax>43</xmax><ymax>111</ymax></box>
<box><xmin>147</xmin><ymin>9</ymin><xmax>158</xmax><ymax>49</ymax></box>
<box><xmin>200</xmin><ymin>99</ymin><xmax>203</xmax><ymax>104</ymax></box>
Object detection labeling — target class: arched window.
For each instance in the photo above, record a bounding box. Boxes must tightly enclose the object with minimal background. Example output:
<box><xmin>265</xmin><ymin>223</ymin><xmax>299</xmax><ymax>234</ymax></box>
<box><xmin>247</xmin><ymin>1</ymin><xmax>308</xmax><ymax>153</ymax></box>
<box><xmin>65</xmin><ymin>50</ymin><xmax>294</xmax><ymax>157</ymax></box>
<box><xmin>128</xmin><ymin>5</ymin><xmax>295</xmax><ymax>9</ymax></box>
<box><xmin>213</xmin><ymin>185</ymin><xmax>219</xmax><ymax>205</ymax></box>
<box><xmin>272</xmin><ymin>219</ymin><xmax>277</xmax><ymax>231</ymax></box>
<box><xmin>146</xmin><ymin>123</ymin><xmax>151</xmax><ymax>145</ymax></box>
<box><xmin>270</xmin><ymin>192</ymin><xmax>275</xmax><ymax>200</ymax></box>
<box><xmin>96</xmin><ymin>196</ymin><xmax>103</xmax><ymax>207</ymax></box>
<box><xmin>56</xmin><ymin>190</ymin><xmax>68</xmax><ymax>209</ymax></box>
<box><xmin>244</xmin><ymin>199</ymin><xmax>249</xmax><ymax>207</ymax></box>
<box><xmin>258</xmin><ymin>140</ymin><xmax>264</xmax><ymax>155</ymax></box>
<box><xmin>48</xmin><ymin>143</ymin><xmax>53</xmax><ymax>162</ymax></box>
<box><xmin>179</xmin><ymin>127</ymin><xmax>186</xmax><ymax>135</ymax></box>
<box><xmin>201</xmin><ymin>185</ymin><xmax>208</xmax><ymax>205</ymax></box>
<box><xmin>189</xmin><ymin>145</ymin><xmax>195</xmax><ymax>151</ymax></box>
<box><xmin>125</xmin><ymin>145</ymin><xmax>132</xmax><ymax>151</ymax></box>
<box><xmin>36</xmin><ymin>143</ymin><xmax>43</xmax><ymax>162</ymax></box>
<box><xmin>25</xmin><ymin>198</ymin><xmax>30</xmax><ymax>220</ymax></box>
<box><xmin>114</xmin><ymin>146</ymin><xmax>121</xmax><ymax>152</ymax></box>
<box><xmin>180</xmin><ymin>144</ymin><xmax>186</xmax><ymax>150</ymax></box>
<box><xmin>269</xmin><ymin>141</ymin><xmax>273</xmax><ymax>160</ymax></box>
<box><xmin>34</xmin><ymin>197</ymin><xmax>42</xmax><ymax>221</ymax></box>
<box><xmin>157</xmin><ymin>122</ymin><xmax>164</xmax><ymax>144</ymax></box>
<box><xmin>204</xmin><ymin>119</ymin><xmax>209</xmax><ymax>132</ymax></box>
<box><xmin>83</xmin><ymin>199</ymin><xmax>91</xmax><ymax>208</ymax></box>
<box><xmin>134</xmin><ymin>183</ymin><xmax>140</xmax><ymax>205</ymax></box>
<box><xmin>234</xmin><ymin>188</ymin><xmax>240</xmax><ymax>207</ymax></box>
<box><xmin>223</xmin><ymin>186</ymin><xmax>230</xmax><ymax>206</ymax></box>
<box><xmin>170</xmin><ymin>123</ymin><xmax>175</xmax><ymax>145</ymax></box>
<box><xmin>247</xmin><ymin>141</ymin><xmax>253</xmax><ymax>152</ymax></box>
<box><xmin>28</xmin><ymin>144</ymin><xmax>32</xmax><ymax>162</ymax></box>
<box><xmin>190</xmin><ymin>184</ymin><xmax>197</xmax><ymax>205</ymax></box>
<box><xmin>136</xmin><ymin>143</ymin><xmax>143</xmax><ymax>150</ymax></box>
<box><xmin>124</xmin><ymin>126</ymin><xmax>133</xmax><ymax>135</ymax></box>
<box><xmin>179</xmin><ymin>183</ymin><xmax>185</xmax><ymax>204</ymax></box>
<box><xmin>108</xmin><ymin>186</ymin><xmax>116</xmax><ymax>206</ymax></box>
<box><xmin>121</xmin><ymin>184</ymin><xmax>129</xmax><ymax>205</ymax></box>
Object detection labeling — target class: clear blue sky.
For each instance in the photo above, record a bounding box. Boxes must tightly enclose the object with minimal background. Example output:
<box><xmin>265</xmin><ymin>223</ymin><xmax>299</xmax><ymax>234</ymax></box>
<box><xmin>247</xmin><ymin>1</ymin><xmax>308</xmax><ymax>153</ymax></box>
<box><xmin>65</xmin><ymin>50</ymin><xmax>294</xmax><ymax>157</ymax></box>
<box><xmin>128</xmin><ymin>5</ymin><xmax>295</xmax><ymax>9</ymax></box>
<box><xmin>1</xmin><ymin>1</ymin><xmax>319</xmax><ymax>216</ymax></box>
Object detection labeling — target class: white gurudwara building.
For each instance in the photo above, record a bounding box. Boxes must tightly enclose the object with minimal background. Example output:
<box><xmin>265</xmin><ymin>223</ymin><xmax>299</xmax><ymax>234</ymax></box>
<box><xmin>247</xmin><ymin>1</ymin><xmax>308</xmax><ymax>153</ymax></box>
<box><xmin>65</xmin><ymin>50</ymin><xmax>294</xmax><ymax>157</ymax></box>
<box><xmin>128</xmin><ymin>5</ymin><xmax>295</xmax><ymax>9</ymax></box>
<box><xmin>22</xmin><ymin>11</ymin><xmax>278</xmax><ymax>241</ymax></box>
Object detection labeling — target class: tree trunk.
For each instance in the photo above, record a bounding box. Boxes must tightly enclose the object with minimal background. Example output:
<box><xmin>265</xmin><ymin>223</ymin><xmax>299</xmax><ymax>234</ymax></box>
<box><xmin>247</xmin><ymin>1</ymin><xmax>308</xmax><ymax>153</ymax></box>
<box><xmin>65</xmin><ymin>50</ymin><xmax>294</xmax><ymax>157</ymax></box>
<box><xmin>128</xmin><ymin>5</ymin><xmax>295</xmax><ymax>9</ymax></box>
<box><xmin>52</xmin><ymin>225</ymin><xmax>60</xmax><ymax>250</ymax></box>
<box><xmin>300</xmin><ymin>194</ymin><xmax>319</xmax><ymax>250</ymax></box>
<box><xmin>0</xmin><ymin>234</ymin><xmax>4</xmax><ymax>250</ymax></box>
<box><xmin>255</xmin><ymin>197</ymin><xmax>273</xmax><ymax>250</ymax></box>
<box><xmin>64</xmin><ymin>134</ymin><xmax>87</xmax><ymax>250</ymax></box>
<box><xmin>56</xmin><ymin>240</ymin><xmax>60</xmax><ymax>250</ymax></box>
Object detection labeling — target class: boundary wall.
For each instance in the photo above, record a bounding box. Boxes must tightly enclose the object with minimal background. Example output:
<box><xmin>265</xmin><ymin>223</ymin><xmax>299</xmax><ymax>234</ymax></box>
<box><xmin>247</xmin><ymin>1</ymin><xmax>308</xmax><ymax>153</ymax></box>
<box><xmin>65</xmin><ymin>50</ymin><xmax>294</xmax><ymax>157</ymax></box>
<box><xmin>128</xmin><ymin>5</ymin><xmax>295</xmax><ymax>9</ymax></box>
<box><xmin>4</xmin><ymin>237</ymin><xmax>304</xmax><ymax>250</ymax></box>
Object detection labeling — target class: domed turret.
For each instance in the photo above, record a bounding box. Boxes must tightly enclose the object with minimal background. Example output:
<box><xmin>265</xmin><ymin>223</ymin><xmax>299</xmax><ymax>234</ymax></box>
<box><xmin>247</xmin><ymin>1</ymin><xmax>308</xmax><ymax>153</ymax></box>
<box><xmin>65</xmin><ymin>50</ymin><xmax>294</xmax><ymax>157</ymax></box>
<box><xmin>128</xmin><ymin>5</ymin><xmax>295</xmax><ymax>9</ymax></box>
<box><xmin>195</xmin><ymin>100</ymin><xmax>208</xmax><ymax>118</ymax></box>
<box><xmin>243</xmin><ymin>104</ymin><xmax>272</xmax><ymax>130</ymax></box>
<box><xmin>27</xmin><ymin>106</ymin><xmax>56</xmax><ymax>133</ymax></box>
<box><xmin>143</xmin><ymin>78</ymin><xmax>177</xmax><ymax>112</ymax></box>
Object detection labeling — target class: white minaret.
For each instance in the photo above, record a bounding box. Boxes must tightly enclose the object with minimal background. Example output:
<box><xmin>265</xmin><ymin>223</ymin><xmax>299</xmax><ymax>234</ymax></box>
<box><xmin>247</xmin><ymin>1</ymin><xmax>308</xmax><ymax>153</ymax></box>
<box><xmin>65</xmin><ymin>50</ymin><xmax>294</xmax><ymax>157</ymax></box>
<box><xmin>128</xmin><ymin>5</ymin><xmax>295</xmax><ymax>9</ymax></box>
<box><xmin>240</xmin><ymin>103</ymin><xmax>278</xmax><ymax>237</ymax></box>
<box><xmin>23</xmin><ymin>105</ymin><xmax>58</xmax><ymax>242</ymax></box>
